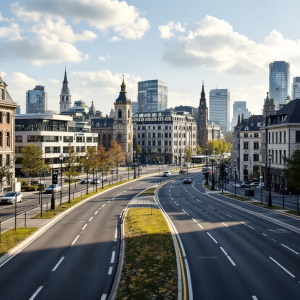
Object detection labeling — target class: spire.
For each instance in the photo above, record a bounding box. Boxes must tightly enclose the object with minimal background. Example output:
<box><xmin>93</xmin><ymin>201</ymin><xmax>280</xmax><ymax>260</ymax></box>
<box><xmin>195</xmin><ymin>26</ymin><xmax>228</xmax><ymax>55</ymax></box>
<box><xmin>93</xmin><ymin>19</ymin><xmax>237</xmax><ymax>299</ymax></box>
<box><xmin>63</xmin><ymin>67</ymin><xmax>68</xmax><ymax>83</ymax></box>
<box><xmin>199</xmin><ymin>80</ymin><xmax>206</xmax><ymax>108</ymax></box>
<box><xmin>265</xmin><ymin>92</ymin><xmax>270</xmax><ymax>104</ymax></box>
<box><xmin>116</xmin><ymin>76</ymin><xmax>130</xmax><ymax>103</ymax></box>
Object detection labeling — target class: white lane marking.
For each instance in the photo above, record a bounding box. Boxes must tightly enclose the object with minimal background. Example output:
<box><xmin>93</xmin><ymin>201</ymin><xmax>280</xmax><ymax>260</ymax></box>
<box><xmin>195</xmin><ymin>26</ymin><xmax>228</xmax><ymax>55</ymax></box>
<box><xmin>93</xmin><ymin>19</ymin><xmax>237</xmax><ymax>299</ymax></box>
<box><xmin>29</xmin><ymin>286</ymin><xmax>44</xmax><ymax>300</ymax></box>
<box><xmin>222</xmin><ymin>222</ymin><xmax>228</xmax><ymax>227</ymax></box>
<box><xmin>82</xmin><ymin>224</ymin><xmax>87</xmax><ymax>230</ymax></box>
<box><xmin>220</xmin><ymin>247</ymin><xmax>236</xmax><ymax>266</ymax></box>
<box><xmin>207</xmin><ymin>232</ymin><xmax>218</xmax><ymax>244</ymax></box>
<box><xmin>198</xmin><ymin>223</ymin><xmax>203</xmax><ymax>229</ymax></box>
<box><xmin>108</xmin><ymin>266</ymin><xmax>113</xmax><ymax>275</ymax></box>
<box><xmin>241</xmin><ymin>221</ymin><xmax>255</xmax><ymax>230</ymax></box>
<box><xmin>185</xmin><ymin>258</ymin><xmax>193</xmax><ymax>300</ymax></box>
<box><xmin>95</xmin><ymin>211</ymin><xmax>98</xmax><ymax>215</ymax></box>
<box><xmin>269</xmin><ymin>257</ymin><xmax>295</xmax><ymax>278</ymax></box>
<box><xmin>101</xmin><ymin>294</ymin><xmax>107</xmax><ymax>300</ymax></box>
<box><xmin>182</xmin><ymin>209</ymin><xmax>189</xmax><ymax>215</ymax></box>
<box><xmin>252</xmin><ymin>297</ymin><xmax>258</xmax><ymax>300</ymax></box>
<box><xmin>71</xmin><ymin>235</ymin><xmax>80</xmax><ymax>246</ymax></box>
<box><xmin>102</xmin><ymin>204</ymin><xmax>106</xmax><ymax>207</ymax></box>
<box><xmin>271</xmin><ymin>239</ymin><xmax>277</xmax><ymax>242</ymax></box>
<box><xmin>176</xmin><ymin>204</ymin><xmax>179</xmax><ymax>206</ymax></box>
<box><xmin>89</xmin><ymin>216</ymin><xmax>93</xmax><ymax>222</ymax></box>
<box><xmin>111</xmin><ymin>251</ymin><xmax>116</xmax><ymax>263</ymax></box>
<box><xmin>52</xmin><ymin>257</ymin><xmax>65</xmax><ymax>271</ymax></box>
<box><xmin>225</xmin><ymin>214</ymin><xmax>232</xmax><ymax>218</ymax></box>
<box><xmin>192</xmin><ymin>218</ymin><xmax>197</xmax><ymax>223</ymax></box>
<box><xmin>262</xmin><ymin>233</ymin><xmax>267</xmax><ymax>236</ymax></box>
<box><xmin>208</xmin><ymin>206</ymin><xmax>215</xmax><ymax>209</ymax></box>
<box><xmin>115</xmin><ymin>228</ymin><xmax>118</xmax><ymax>240</ymax></box>
<box><xmin>281</xmin><ymin>244</ymin><xmax>299</xmax><ymax>254</ymax></box>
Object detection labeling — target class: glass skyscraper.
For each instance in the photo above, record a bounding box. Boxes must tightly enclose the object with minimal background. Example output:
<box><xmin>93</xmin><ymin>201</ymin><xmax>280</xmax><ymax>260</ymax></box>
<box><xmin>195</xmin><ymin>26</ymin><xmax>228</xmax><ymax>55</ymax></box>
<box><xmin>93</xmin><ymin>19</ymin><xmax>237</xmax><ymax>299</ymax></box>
<box><xmin>292</xmin><ymin>77</ymin><xmax>300</xmax><ymax>100</ymax></box>
<box><xmin>231</xmin><ymin>101</ymin><xmax>251</xmax><ymax>130</ymax></box>
<box><xmin>269</xmin><ymin>61</ymin><xmax>290</xmax><ymax>108</ymax></box>
<box><xmin>209</xmin><ymin>89</ymin><xmax>230</xmax><ymax>134</ymax></box>
<box><xmin>138</xmin><ymin>80</ymin><xmax>168</xmax><ymax>112</ymax></box>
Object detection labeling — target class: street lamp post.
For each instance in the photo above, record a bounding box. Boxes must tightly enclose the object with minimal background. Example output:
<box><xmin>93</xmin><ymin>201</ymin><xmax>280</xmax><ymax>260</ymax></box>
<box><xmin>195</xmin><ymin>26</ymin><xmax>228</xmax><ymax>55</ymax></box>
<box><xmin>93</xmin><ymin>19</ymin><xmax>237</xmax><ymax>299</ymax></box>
<box><xmin>133</xmin><ymin>150</ymin><xmax>136</xmax><ymax>179</ymax></box>
<box><xmin>211</xmin><ymin>159</ymin><xmax>215</xmax><ymax>190</ymax></box>
<box><xmin>92</xmin><ymin>168</ymin><xmax>95</xmax><ymax>192</ymax></box>
<box><xmin>95</xmin><ymin>168</ymin><xmax>98</xmax><ymax>192</ymax></box>
<box><xmin>59</xmin><ymin>153</ymin><xmax>64</xmax><ymax>206</ymax></box>
<box><xmin>268</xmin><ymin>153</ymin><xmax>272</xmax><ymax>207</ymax></box>
<box><xmin>282</xmin><ymin>155</ymin><xmax>285</xmax><ymax>208</ymax></box>
<box><xmin>51</xmin><ymin>166</ymin><xmax>55</xmax><ymax>210</ymax></box>
<box><xmin>221</xmin><ymin>153</ymin><xmax>224</xmax><ymax>194</ymax></box>
<box><xmin>137</xmin><ymin>154</ymin><xmax>140</xmax><ymax>177</ymax></box>
<box><xmin>260</xmin><ymin>174</ymin><xmax>263</xmax><ymax>204</ymax></box>
<box><xmin>234</xmin><ymin>167</ymin><xmax>237</xmax><ymax>197</ymax></box>
<box><xmin>205</xmin><ymin>149</ymin><xmax>208</xmax><ymax>185</ymax></box>
<box><xmin>86</xmin><ymin>153</ymin><xmax>90</xmax><ymax>195</ymax></box>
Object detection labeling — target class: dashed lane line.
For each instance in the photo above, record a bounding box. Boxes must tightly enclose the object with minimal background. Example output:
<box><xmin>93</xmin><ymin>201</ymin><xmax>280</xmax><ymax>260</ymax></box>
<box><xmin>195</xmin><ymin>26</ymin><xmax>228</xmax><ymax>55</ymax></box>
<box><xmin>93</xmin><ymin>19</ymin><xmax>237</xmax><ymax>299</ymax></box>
<box><xmin>198</xmin><ymin>223</ymin><xmax>203</xmax><ymax>229</ymax></box>
<box><xmin>29</xmin><ymin>286</ymin><xmax>43</xmax><ymax>300</ymax></box>
<box><xmin>269</xmin><ymin>257</ymin><xmax>295</xmax><ymax>278</ymax></box>
<box><xmin>220</xmin><ymin>247</ymin><xmax>236</xmax><ymax>266</ymax></box>
<box><xmin>108</xmin><ymin>266</ymin><xmax>113</xmax><ymax>275</ymax></box>
<box><xmin>281</xmin><ymin>244</ymin><xmax>299</xmax><ymax>255</ymax></box>
<box><xmin>89</xmin><ymin>216</ymin><xmax>93</xmax><ymax>222</ymax></box>
<box><xmin>71</xmin><ymin>235</ymin><xmax>80</xmax><ymax>246</ymax></box>
<box><xmin>222</xmin><ymin>222</ymin><xmax>228</xmax><ymax>227</ymax></box>
<box><xmin>111</xmin><ymin>251</ymin><xmax>116</xmax><ymax>263</ymax></box>
<box><xmin>82</xmin><ymin>224</ymin><xmax>87</xmax><ymax>230</ymax></box>
<box><xmin>52</xmin><ymin>257</ymin><xmax>65</xmax><ymax>272</ymax></box>
<box><xmin>207</xmin><ymin>232</ymin><xmax>218</xmax><ymax>244</ymax></box>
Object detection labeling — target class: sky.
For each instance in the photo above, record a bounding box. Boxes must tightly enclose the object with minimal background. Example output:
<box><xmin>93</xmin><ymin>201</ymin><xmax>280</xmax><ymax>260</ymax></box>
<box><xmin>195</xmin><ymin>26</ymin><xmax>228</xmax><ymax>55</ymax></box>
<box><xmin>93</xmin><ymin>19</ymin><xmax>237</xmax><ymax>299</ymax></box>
<box><xmin>1</xmin><ymin>0</ymin><xmax>300</xmax><ymax>123</ymax></box>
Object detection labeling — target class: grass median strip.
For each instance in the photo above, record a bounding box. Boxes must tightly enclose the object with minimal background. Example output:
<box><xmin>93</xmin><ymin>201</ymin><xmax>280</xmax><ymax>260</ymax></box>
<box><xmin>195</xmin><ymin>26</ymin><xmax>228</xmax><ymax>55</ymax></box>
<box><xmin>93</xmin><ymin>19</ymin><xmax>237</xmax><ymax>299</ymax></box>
<box><xmin>32</xmin><ymin>179</ymin><xmax>134</xmax><ymax>219</ymax></box>
<box><xmin>0</xmin><ymin>228</ymin><xmax>38</xmax><ymax>257</ymax></box>
<box><xmin>116</xmin><ymin>208</ymin><xmax>177</xmax><ymax>300</ymax></box>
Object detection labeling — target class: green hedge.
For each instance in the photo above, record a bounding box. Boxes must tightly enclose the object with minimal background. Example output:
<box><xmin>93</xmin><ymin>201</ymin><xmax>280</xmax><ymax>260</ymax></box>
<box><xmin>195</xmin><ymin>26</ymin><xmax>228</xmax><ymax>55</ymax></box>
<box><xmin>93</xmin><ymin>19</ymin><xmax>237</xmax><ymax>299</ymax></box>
<box><xmin>22</xmin><ymin>186</ymin><xmax>39</xmax><ymax>191</ymax></box>
<box><xmin>17</xmin><ymin>179</ymin><xmax>27</xmax><ymax>186</ymax></box>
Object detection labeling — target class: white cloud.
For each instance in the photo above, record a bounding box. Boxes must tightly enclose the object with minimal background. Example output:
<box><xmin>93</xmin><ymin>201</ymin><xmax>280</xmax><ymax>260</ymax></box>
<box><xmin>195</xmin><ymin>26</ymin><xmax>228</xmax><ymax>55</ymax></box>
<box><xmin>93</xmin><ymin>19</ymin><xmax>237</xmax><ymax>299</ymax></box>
<box><xmin>9</xmin><ymin>2</ymin><xmax>41</xmax><ymax>22</ymax></box>
<box><xmin>158</xmin><ymin>21</ymin><xmax>185</xmax><ymax>39</ymax></box>
<box><xmin>99</xmin><ymin>56</ymin><xmax>106</xmax><ymax>61</ymax></box>
<box><xmin>31</xmin><ymin>16</ymin><xmax>97</xmax><ymax>43</ymax></box>
<box><xmin>23</xmin><ymin>0</ymin><xmax>150</xmax><ymax>39</ymax></box>
<box><xmin>0</xmin><ymin>23</ymin><xmax>21</xmax><ymax>38</ymax></box>
<box><xmin>1</xmin><ymin>36</ymin><xmax>84</xmax><ymax>65</ymax></box>
<box><xmin>162</xmin><ymin>15</ymin><xmax>300</xmax><ymax>75</ymax></box>
<box><xmin>110</xmin><ymin>36</ymin><xmax>121</xmax><ymax>42</ymax></box>
<box><xmin>0</xmin><ymin>12</ymin><xmax>9</xmax><ymax>22</ymax></box>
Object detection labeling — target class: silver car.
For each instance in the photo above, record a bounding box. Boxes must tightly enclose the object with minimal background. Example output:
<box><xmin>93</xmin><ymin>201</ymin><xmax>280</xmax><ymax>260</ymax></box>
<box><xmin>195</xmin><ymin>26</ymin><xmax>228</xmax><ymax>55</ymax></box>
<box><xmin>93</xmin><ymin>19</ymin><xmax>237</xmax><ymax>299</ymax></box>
<box><xmin>0</xmin><ymin>192</ymin><xmax>23</xmax><ymax>204</ymax></box>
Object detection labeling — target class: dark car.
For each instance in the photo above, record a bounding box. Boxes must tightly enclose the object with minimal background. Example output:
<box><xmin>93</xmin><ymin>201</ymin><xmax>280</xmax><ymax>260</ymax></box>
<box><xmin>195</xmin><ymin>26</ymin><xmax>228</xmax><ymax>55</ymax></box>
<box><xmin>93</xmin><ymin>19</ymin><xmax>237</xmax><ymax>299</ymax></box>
<box><xmin>240</xmin><ymin>181</ymin><xmax>250</xmax><ymax>188</ymax></box>
<box><xmin>179</xmin><ymin>170</ymin><xmax>187</xmax><ymax>174</ymax></box>
<box><xmin>183</xmin><ymin>177</ymin><xmax>192</xmax><ymax>184</ymax></box>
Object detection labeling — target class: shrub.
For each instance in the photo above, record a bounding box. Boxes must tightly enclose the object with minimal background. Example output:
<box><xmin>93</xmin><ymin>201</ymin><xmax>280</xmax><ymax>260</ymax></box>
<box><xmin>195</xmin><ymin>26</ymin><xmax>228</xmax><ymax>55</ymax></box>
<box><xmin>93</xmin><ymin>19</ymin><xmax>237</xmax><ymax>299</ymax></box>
<box><xmin>17</xmin><ymin>179</ymin><xmax>27</xmax><ymax>186</ymax></box>
<box><xmin>22</xmin><ymin>186</ymin><xmax>39</xmax><ymax>191</ymax></box>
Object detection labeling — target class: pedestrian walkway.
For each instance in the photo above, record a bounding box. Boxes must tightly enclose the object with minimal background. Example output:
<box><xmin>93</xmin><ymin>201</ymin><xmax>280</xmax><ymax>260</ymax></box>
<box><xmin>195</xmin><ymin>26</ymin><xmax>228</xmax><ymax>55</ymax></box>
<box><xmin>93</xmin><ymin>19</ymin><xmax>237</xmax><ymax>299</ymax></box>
<box><xmin>128</xmin><ymin>195</ymin><xmax>158</xmax><ymax>208</ymax></box>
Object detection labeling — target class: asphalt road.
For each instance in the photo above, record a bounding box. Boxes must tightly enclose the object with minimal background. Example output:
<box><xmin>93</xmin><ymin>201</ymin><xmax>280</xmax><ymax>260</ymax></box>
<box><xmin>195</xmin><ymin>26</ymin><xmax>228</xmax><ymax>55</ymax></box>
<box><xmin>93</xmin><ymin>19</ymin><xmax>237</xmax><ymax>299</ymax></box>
<box><xmin>158</xmin><ymin>173</ymin><xmax>300</xmax><ymax>300</ymax></box>
<box><xmin>0</xmin><ymin>165</ymin><xmax>177</xmax><ymax>224</ymax></box>
<box><xmin>0</xmin><ymin>171</ymin><xmax>181</xmax><ymax>300</ymax></box>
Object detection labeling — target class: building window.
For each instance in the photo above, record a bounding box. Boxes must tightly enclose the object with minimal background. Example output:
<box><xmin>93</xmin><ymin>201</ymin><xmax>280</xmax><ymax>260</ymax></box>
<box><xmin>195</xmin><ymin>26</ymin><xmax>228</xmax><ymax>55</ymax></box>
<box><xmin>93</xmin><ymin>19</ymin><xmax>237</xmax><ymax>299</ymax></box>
<box><xmin>6</xmin><ymin>154</ymin><xmax>10</xmax><ymax>165</ymax></box>
<box><xmin>284</xmin><ymin>131</ymin><xmax>286</xmax><ymax>143</ymax></box>
<box><xmin>6</xmin><ymin>112</ymin><xmax>10</xmax><ymax>124</ymax></box>
<box><xmin>63</xmin><ymin>136</ymin><xmax>73</xmax><ymax>143</ymax></box>
<box><xmin>0</xmin><ymin>132</ymin><xmax>2</xmax><ymax>147</ymax></box>
<box><xmin>296</xmin><ymin>131</ymin><xmax>300</xmax><ymax>143</ymax></box>
<box><xmin>103</xmin><ymin>134</ymin><xmax>106</xmax><ymax>140</ymax></box>
<box><xmin>276</xmin><ymin>132</ymin><xmax>278</xmax><ymax>143</ymax></box>
<box><xmin>148</xmin><ymin>141</ymin><xmax>151</xmax><ymax>146</ymax></box>
<box><xmin>268</xmin><ymin>132</ymin><xmax>271</xmax><ymax>143</ymax></box>
<box><xmin>244</xmin><ymin>154</ymin><xmax>248</xmax><ymax>161</ymax></box>
<box><xmin>158</xmin><ymin>141</ymin><xmax>161</xmax><ymax>146</ymax></box>
<box><xmin>244</xmin><ymin>142</ymin><xmax>248</xmax><ymax>150</ymax></box>
<box><xmin>152</xmin><ymin>141</ymin><xmax>156</xmax><ymax>146</ymax></box>
<box><xmin>244</xmin><ymin>133</ymin><xmax>248</xmax><ymax>138</ymax></box>
<box><xmin>153</xmin><ymin>133</ymin><xmax>156</xmax><ymax>138</ymax></box>
<box><xmin>253</xmin><ymin>154</ymin><xmax>259</xmax><ymax>161</ymax></box>
<box><xmin>0</xmin><ymin>112</ymin><xmax>2</xmax><ymax>123</ymax></box>
<box><xmin>128</xmin><ymin>109</ymin><xmax>130</xmax><ymax>118</ymax></box>
<box><xmin>279</xmin><ymin>132</ymin><xmax>282</xmax><ymax>143</ymax></box>
<box><xmin>272</xmin><ymin>132</ymin><xmax>274</xmax><ymax>143</ymax></box>
<box><xmin>254</xmin><ymin>133</ymin><xmax>259</xmax><ymax>138</ymax></box>
<box><xmin>158</xmin><ymin>126</ymin><xmax>161</xmax><ymax>130</ymax></box>
<box><xmin>6</xmin><ymin>132</ymin><xmax>10</xmax><ymax>147</ymax></box>
<box><xmin>118</xmin><ymin>109</ymin><xmax>122</xmax><ymax>118</ymax></box>
<box><xmin>253</xmin><ymin>142</ymin><xmax>259</xmax><ymax>150</ymax></box>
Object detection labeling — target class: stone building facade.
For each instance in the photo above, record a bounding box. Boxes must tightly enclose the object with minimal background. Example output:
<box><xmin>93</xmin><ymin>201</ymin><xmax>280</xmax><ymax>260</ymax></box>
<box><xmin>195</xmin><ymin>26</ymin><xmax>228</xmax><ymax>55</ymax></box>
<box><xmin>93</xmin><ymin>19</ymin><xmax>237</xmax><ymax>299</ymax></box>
<box><xmin>91</xmin><ymin>78</ymin><xmax>133</xmax><ymax>163</ymax></box>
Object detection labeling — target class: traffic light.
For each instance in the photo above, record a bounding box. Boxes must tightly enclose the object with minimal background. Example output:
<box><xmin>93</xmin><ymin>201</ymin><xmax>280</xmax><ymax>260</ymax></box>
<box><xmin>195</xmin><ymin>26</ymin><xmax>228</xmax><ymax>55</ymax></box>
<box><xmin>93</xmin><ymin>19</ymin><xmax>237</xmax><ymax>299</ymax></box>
<box><xmin>220</xmin><ymin>166</ymin><xmax>224</xmax><ymax>177</ymax></box>
<box><xmin>52</xmin><ymin>173</ymin><xmax>58</xmax><ymax>184</ymax></box>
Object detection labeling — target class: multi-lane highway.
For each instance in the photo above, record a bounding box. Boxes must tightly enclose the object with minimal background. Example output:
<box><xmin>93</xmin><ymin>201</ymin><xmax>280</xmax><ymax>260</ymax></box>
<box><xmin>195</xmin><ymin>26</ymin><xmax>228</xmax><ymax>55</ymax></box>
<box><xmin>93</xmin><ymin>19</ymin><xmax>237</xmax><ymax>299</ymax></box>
<box><xmin>158</xmin><ymin>173</ymin><xmax>300</xmax><ymax>300</ymax></box>
<box><xmin>0</xmin><ymin>171</ymin><xmax>171</xmax><ymax>300</ymax></box>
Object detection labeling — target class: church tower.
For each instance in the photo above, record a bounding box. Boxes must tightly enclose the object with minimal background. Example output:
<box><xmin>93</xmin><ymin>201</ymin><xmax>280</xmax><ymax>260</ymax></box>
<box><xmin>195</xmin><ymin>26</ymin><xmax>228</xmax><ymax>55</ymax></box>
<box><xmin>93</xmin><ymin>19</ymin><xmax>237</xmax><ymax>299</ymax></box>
<box><xmin>113</xmin><ymin>76</ymin><xmax>133</xmax><ymax>163</ymax></box>
<box><xmin>60</xmin><ymin>67</ymin><xmax>72</xmax><ymax>113</ymax></box>
<box><xmin>197</xmin><ymin>81</ymin><xmax>208</xmax><ymax>149</ymax></box>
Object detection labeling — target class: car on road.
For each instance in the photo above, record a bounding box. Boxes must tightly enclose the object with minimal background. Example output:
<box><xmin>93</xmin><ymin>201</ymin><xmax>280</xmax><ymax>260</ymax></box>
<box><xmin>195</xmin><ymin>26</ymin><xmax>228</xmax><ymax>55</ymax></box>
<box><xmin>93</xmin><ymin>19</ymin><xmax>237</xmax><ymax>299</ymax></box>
<box><xmin>163</xmin><ymin>171</ymin><xmax>171</xmax><ymax>177</ymax></box>
<box><xmin>80</xmin><ymin>178</ymin><xmax>93</xmax><ymax>184</ymax></box>
<box><xmin>179</xmin><ymin>169</ymin><xmax>187</xmax><ymax>174</ymax></box>
<box><xmin>45</xmin><ymin>185</ymin><xmax>62</xmax><ymax>194</ymax></box>
<box><xmin>0</xmin><ymin>192</ymin><xmax>23</xmax><ymax>204</ymax></box>
<box><xmin>183</xmin><ymin>177</ymin><xmax>192</xmax><ymax>184</ymax></box>
<box><xmin>91</xmin><ymin>178</ymin><xmax>101</xmax><ymax>184</ymax></box>
<box><xmin>249</xmin><ymin>182</ymin><xmax>260</xmax><ymax>187</ymax></box>
<box><xmin>232</xmin><ymin>183</ymin><xmax>242</xmax><ymax>188</ymax></box>
<box><xmin>240</xmin><ymin>181</ymin><xmax>250</xmax><ymax>188</ymax></box>
<box><xmin>110</xmin><ymin>169</ymin><xmax>117</xmax><ymax>174</ymax></box>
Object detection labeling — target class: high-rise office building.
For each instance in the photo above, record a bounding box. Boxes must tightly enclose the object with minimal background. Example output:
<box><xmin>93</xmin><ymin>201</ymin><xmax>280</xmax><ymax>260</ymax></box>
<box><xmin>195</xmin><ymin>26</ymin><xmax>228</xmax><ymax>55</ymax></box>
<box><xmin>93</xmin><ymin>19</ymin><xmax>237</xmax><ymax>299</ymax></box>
<box><xmin>269</xmin><ymin>61</ymin><xmax>290</xmax><ymax>108</ymax></box>
<box><xmin>231</xmin><ymin>101</ymin><xmax>251</xmax><ymax>130</ymax></box>
<box><xmin>209</xmin><ymin>89</ymin><xmax>230</xmax><ymax>134</ymax></box>
<box><xmin>292</xmin><ymin>77</ymin><xmax>300</xmax><ymax>100</ymax></box>
<box><xmin>138</xmin><ymin>80</ymin><xmax>168</xmax><ymax>112</ymax></box>
<box><xmin>26</xmin><ymin>85</ymin><xmax>48</xmax><ymax>114</ymax></box>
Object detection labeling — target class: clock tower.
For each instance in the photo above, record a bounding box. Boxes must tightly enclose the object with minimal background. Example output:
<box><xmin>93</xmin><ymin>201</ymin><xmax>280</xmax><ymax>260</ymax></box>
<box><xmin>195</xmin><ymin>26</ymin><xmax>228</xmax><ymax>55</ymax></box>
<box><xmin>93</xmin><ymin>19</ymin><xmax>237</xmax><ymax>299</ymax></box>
<box><xmin>197</xmin><ymin>81</ymin><xmax>208</xmax><ymax>149</ymax></box>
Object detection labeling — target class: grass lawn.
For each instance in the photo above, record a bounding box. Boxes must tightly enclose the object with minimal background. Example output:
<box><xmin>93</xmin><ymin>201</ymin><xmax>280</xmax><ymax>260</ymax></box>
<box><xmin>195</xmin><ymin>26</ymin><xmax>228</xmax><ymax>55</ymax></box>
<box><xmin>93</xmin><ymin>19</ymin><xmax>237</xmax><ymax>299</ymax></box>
<box><xmin>116</xmin><ymin>208</ymin><xmax>177</xmax><ymax>300</ymax></box>
<box><xmin>223</xmin><ymin>193</ymin><xmax>251</xmax><ymax>202</ymax></box>
<box><xmin>139</xmin><ymin>187</ymin><xmax>156</xmax><ymax>196</ymax></box>
<box><xmin>32</xmin><ymin>179</ymin><xmax>134</xmax><ymax>219</ymax></box>
<box><xmin>204</xmin><ymin>184</ymin><xmax>211</xmax><ymax>190</ymax></box>
<box><xmin>0</xmin><ymin>228</ymin><xmax>38</xmax><ymax>257</ymax></box>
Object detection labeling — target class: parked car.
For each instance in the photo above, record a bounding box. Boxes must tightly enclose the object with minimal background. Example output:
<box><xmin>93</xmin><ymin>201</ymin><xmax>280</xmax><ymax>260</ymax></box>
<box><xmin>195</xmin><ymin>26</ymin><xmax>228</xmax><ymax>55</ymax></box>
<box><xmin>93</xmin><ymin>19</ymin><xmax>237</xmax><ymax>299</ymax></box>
<box><xmin>163</xmin><ymin>171</ymin><xmax>171</xmax><ymax>177</ymax></box>
<box><xmin>110</xmin><ymin>169</ymin><xmax>117</xmax><ymax>174</ymax></box>
<box><xmin>232</xmin><ymin>183</ymin><xmax>241</xmax><ymax>188</ymax></box>
<box><xmin>0</xmin><ymin>192</ymin><xmax>23</xmax><ymax>204</ymax></box>
<box><xmin>240</xmin><ymin>181</ymin><xmax>250</xmax><ymax>188</ymax></box>
<box><xmin>91</xmin><ymin>178</ymin><xmax>101</xmax><ymax>184</ymax></box>
<box><xmin>183</xmin><ymin>177</ymin><xmax>192</xmax><ymax>184</ymax></box>
<box><xmin>80</xmin><ymin>178</ymin><xmax>93</xmax><ymax>184</ymax></box>
<box><xmin>250</xmin><ymin>182</ymin><xmax>260</xmax><ymax>187</ymax></box>
<box><xmin>179</xmin><ymin>170</ymin><xmax>187</xmax><ymax>174</ymax></box>
<box><xmin>45</xmin><ymin>184</ymin><xmax>62</xmax><ymax>194</ymax></box>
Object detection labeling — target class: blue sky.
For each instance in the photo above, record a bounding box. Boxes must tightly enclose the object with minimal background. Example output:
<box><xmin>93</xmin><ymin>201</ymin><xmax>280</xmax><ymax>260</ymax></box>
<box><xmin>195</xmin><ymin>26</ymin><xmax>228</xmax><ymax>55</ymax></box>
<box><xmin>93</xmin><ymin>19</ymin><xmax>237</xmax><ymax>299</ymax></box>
<box><xmin>1</xmin><ymin>0</ymin><xmax>300</xmax><ymax>123</ymax></box>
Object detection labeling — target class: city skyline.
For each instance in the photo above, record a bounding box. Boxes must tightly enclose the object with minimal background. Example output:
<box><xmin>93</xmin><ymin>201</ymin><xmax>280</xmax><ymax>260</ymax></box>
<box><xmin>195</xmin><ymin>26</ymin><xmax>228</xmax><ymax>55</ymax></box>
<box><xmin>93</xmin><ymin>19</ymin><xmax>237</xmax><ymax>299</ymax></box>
<box><xmin>2</xmin><ymin>1</ymin><xmax>300</xmax><ymax>117</ymax></box>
